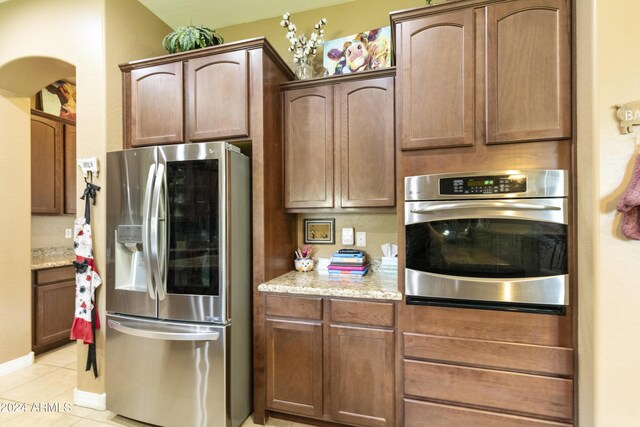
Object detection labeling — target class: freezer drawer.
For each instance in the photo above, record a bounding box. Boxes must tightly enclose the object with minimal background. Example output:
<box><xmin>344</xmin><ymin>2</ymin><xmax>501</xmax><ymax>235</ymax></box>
<box><xmin>106</xmin><ymin>314</ymin><xmax>230</xmax><ymax>427</ymax></box>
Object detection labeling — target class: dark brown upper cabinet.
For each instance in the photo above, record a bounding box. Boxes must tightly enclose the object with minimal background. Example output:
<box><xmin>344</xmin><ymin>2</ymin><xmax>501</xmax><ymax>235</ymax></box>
<box><xmin>129</xmin><ymin>62</ymin><xmax>184</xmax><ymax>147</ymax></box>
<box><xmin>282</xmin><ymin>69</ymin><xmax>396</xmax><ymax>211</ymax></box>
<box><xmin>31</xmin><ymin>113</ymin><xmax>64</xmax><ymax>214</ymax></box>
<box><xmin>64</xmin><ymin>123</ymin><xmax>76</xmax><ymax>214</ymax></box>
<box><xmin>393</xmin><ymin>0</ymin><xmax>570</xmax><ymax>150</ymax></box>
<box><xmin>485</xmin><ymin>0</ymin><xmax>571</xmax><ymax>144</ymax></box>
<box><xmin>185</xmin><ymin>50</ymin><xmax>249</xmax><ymax>141</ymax></box>
<box><xmin>397</xmin><ymin>9</ymin><xmax>475</xmax><ymax>150</ymax></box>
<box><xmin>123</xmin><ymin>47</ymin><xmax>251</xmax><ymax>148</ymax></box>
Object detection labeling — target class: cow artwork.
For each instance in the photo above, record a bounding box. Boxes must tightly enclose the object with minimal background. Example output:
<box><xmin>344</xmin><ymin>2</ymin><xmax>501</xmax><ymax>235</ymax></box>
<box><xmin>323</xmin><ymin>26</ymin><xmax>392</xmax><ymax>76</ymax></box>
<box><xmin>615</xmin><ymin>101</ymin><xmax>640</xmax><ymax>134</ymax></box>
<box><xmin>42</xmin><ymin>80</ymin><xmax>76</xmax><ymax>121</ymax></box>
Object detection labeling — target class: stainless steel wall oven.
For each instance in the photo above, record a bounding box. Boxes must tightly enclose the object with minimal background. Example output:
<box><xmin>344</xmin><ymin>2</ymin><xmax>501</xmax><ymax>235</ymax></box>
<box><xmin>405</xmin><ymin>170</ymin><xmax>569</xmax><ymax>315</ymax></box>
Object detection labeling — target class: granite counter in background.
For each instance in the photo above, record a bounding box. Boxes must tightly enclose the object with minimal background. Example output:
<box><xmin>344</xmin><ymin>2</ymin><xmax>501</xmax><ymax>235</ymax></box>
<box><xmin>31</xmin><ymin>246</ymin><xmax>75</xmax><ymax>270</ymax></box>
<box><xmin>258</xmin><ymin>270</ymin><xmax>401</xmax><ymax>301</ymax></box>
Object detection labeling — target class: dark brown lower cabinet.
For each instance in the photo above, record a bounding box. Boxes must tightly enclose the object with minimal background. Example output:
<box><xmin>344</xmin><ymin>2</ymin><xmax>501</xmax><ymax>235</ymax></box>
<box><xmin>32</xmin><ymin>266</ymin><xmax>75</xmax><ymax>354</ymax></box>
<box><xmin>264</xmin><ymin>294</ymin><xmax>396</xmax><ymax>426</ymax></box>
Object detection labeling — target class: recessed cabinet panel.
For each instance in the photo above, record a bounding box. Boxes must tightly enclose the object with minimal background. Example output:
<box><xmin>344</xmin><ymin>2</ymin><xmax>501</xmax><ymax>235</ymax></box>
<box><xmin>64</xmin><ymin>124</ymin><xmax>76</xmax><ymax>214</ymax></box>
<box><xmin>284</xmin><ymin>87</ymin><xmax>334</xmax><ymax>208</ymax></box>
<box><xmin>186</xmin><ymin>51</ymin><xmax>249</xmax><ymax>141</ymax></box>
<box><xmin>31</xmin><ymin>115</ymin><xmax>63</xmax><ymax>214</ymax></box>
<box><xmin>400</xmin><ymin>10</ymin><xmax>474</xmax><ymax>150</ymax></box>
<box><xmin>340</xmin><ymin>78</ymin><xmax>395</xmax><ymax>207</ymax></box>
<box><xmin>486</xmin><ymin>0</ymin><xmax>570</xmax><ymax>143</ymax></box>
<box><xmin>130</xmin><ymin>63</ymin><xmax>184</xmax><ymax>146</ymax></box>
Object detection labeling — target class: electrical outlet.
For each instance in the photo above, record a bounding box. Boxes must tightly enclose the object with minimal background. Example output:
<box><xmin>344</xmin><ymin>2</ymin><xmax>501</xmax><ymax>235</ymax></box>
<box><xmin>65</xmin><ymin>229</ymin><xmax>72</xmax><ymax>239</ymax></box>
<box><xmin>356</xmin><ymin>231</ymin><xmax>366</xmax><ymax>247</ymax></box>
<box><xmin>341</xmin><ymin>227</ymin><xmax>355</xmax><ymax>245</ymax></box>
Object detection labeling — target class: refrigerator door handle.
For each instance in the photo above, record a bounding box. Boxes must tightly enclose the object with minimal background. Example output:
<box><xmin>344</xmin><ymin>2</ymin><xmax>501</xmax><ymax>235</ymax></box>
<box><xmin>150</xmin><ymin>163</ymin><xmax>167</xmax><ymax>300</ymax></box>
<box><xmin>142</xmin><ymin>164</ymin><xmax>156</xmax><ymax>300</ymax></box>
<box><xmin>107</xmin><ymin>319</ymin><xmax>221</xmax><ymax>341</ymax></box>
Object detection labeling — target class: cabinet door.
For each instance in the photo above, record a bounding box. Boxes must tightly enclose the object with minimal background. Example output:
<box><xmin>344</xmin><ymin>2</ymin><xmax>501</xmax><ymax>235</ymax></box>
<box><xmin>129</xmin><ymin>63</ymin><xmax>184</xmax><ymax>147</ymax></box>
<box><xmin>34</xmin><ymin>280</ymin><xmax>75</xmax><ymax>350</ymax></box>
<box><xmin>64</xmin><ymin>124</ymin><xmax>76</xmax><ymax>214</ymax></box>
<box><xmin>31</xmin><ymin>115</ymin><xmax>63</xmax><ymax>214</ymax></box>
<box><xmin>398</xmin><ymin>9</ymin><xmax>474</xmax><ymax>150</ymax></box>
<box><xmin>186</xmin><ymin>51</ymin><xmax>249</xmax><ymax>141</ymax></box>
<box><xmin>485</xmin><ymin>0</ymin><xmax>570</xmax><ymax>144</ymax></box>
<box><xmin>329</xmin><ymin>325</ymin><xmax>394</xmax><ymax>427</ymax></box>
<box><xmin>284</xmin><ymin>86</ymin><xmax>334</xmax><ymax>209</ymax></box>
<box><xmin>266</xmin><ymin>319</ymin><xmax>323</xmax><ymax>417</ymax></box>
<box><xmin>339</xmin><ymin>77</ymin><xmax>395</xmax><ymax>207</ymax></box>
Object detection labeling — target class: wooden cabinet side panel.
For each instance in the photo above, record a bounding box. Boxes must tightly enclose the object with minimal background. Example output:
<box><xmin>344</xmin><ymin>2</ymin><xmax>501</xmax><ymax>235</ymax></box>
<box><xmin>31</xmin><ymin>115</ymin><xmax>63</xmax><ymax>214</ymax></box>
<box><xmin>404</xmin><ymin>360</ymin><xmax>573</xmax><ymax>420</ymax></box>
<box><xmin>64</xmin><ymin>124</ymin><xmax>76</xmax><ymax>214</ymax></box>
<box><xmin>339</xmin><ymin>77</ymin><xmax>395</xmax><ymax>207</ymax></box>
<box><xmin>399</xmin><ymin>10</ymin><xmax>474</xmax><ymax>150</ymax></box>
<box><xmin>330</xmin><ymin>325</ymin><xmax>394</xmax><ymax>427</ymax></box>
<box><xmin>485</xmin><ymin>0</ymin><xmax>571</xmax><ymax>143</ymax></box>
<box><xmin>130</xmin><ymin>63</ymin><xmax>184</xmax><ymax>147</ymax></box>
<box><xmin>284</xmin><ymin>86</ymin><xmax>334</xmax><ymax>208</ymax></box>
<box><xmin>404</xmin><ymin>399</ymin><xmax>573</xmax><ymax>427</ymax></box>
<box><xmin>186</xmin><ymin>50</ymin><xmax>249</xmax><ymax>141</ymax></box>
<box><xmin>266</xmin><ymin>319</ymin><xmax>323</xmax><ymax>417</ymax></box>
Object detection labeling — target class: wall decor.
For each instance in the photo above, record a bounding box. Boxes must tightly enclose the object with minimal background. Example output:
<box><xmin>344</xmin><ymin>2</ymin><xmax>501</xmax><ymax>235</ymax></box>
<box><xmin>323</xmin><ymin>26</ymin><xmax>391</xmax><ymax>76</ymax></box>
<box><xmin>303</xmin><ymin>219</ymin><xmax>335</xmax><ymax>244</ymax></box>
<box><xmin>616</xmin><ymin>101</ymin><xmax>640</xmax><ymax>134</ymax></box>
<box><xmin>37</xmin><ymin>80</ymin><xmax>76</xmax><ymax>121</ymax></box>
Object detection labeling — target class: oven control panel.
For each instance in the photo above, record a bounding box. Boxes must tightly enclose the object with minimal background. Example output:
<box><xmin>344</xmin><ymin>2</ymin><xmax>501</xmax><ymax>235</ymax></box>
<box><xmin>440</xmin><ymin>174</ymin><xmax>527</xmax><ymax>195</ymax></box>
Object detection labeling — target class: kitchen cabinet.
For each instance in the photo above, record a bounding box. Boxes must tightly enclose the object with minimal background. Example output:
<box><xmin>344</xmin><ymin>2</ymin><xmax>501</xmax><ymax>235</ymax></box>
<box><xmin>32</xmin><ymin>266</ymin><xmax>75</xmax><ymax>354</ymax></box>
<box><xmin>31</xmin><ymin>111</ymin><xmax>76</xmax><ymax>215</ymax></box>
<box><xmin>282</xmin><ymin>69</ymin><xmax>395</xmax><ymax>210</ymax></box>
<box><xmin>264</xmin><ymin>294</ymin><xmax>395</xmax><ymax>426</ymax></box>
<box><xmin>123</xmin><ymin>49</ymin><xmax>249</xmax><ymax>148</ymax></box>
<box><xmin>393</xmin><ymin>0</ymin><xmax>570</xmax><ymax>150</ymax></box>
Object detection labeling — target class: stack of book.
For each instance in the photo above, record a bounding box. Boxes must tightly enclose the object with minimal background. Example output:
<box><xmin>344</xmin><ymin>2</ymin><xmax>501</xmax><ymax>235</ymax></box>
<box><xmin>328</xmin><ymin>250</ymin><xmax>369</xmax><ymax>277</ymax></box>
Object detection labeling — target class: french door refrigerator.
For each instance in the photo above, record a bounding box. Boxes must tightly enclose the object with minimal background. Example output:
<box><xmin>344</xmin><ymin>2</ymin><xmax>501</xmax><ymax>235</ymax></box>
<box><xmin>105</xmin><ymin>142</ymin><xmax>251</xmax><ymax>427</ymax></box>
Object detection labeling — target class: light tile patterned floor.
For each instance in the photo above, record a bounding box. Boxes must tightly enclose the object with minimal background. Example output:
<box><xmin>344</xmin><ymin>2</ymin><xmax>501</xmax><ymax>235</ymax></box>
<box><xmin>0</xmin><ymin>345</ymin><xmax>314</xmax><ymax>427</ymax></box>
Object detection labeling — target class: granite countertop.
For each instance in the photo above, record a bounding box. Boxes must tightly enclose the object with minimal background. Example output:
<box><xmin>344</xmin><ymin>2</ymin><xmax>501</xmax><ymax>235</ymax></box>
<box><xmin>31</xmin><ymin>247</ymin><xmax>75</xmax><ymax>270</ymax></box>
<box><xmin>258</xmin><ymin>270</ymin><xmax>401</xmax><ymax>301</ymax></box>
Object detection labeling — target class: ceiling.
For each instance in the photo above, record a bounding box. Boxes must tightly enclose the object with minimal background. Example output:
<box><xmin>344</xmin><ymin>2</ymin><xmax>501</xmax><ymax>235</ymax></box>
<box><xmin>137</xmin><ymin>0</ymin><xmax>355</xmax><ymax>30</ymax></box>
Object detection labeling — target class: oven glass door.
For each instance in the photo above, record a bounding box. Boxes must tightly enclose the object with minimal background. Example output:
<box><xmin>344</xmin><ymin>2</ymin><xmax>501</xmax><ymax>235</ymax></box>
<box><xmin>406</xmin><ymin>218</ymin><xmax>568</xmax><ymax>278</ymax></box>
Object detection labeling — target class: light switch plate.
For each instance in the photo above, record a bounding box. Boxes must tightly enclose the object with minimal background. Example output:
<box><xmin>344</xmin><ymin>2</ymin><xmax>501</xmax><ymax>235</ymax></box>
<box><xmin>356</xmin><ymin>232</ymin><xmax>366</xmax><ymax>247</ymax></box>
<box><xmin>341</xmin><ymin>227</ymin><xmax>355</xmax><ymax>245</ymax></box>
<box><xmin>65</xmin><ymin>229</ymin><xmax>72</xmax><ymax>239</ymax></box>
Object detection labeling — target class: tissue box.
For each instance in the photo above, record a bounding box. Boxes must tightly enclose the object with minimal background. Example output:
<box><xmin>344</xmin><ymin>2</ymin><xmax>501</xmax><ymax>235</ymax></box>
<box><xmin>381</xmin><ymin>257</ymin><xmax>398</xmax><ymax>267</ymax></box>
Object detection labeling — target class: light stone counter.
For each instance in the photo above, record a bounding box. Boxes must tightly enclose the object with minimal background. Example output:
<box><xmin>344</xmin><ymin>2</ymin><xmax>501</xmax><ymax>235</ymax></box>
<box><xmin>258</xmin><ymin>270</ymin><xmax>401</xmax><ymax>301</ymax></box>
<box><xmin>31</xmin><ymin>247</ymin><xmax>75</xmax><ymax>270</ymax></box>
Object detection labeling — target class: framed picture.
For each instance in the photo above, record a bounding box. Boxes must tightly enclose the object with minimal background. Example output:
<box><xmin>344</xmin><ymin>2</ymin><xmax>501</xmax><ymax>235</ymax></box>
<box><xmin>35</xmin><ymin>80</ymin><xmax>76</xmax><ymax>121</ymax></box>
<box><xmin>303</xmin><ymin>219</ymin><xmax>335</xmax><ymax>244</ymax></box>
<box><xmin>323</xmin><ymin>26</ymin><xmax>392</xmax><ymax>76</ymax></box>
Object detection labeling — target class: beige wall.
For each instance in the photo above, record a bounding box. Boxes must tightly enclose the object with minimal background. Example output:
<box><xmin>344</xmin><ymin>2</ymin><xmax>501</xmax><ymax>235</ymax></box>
<box><xmin>31</xmin><ymin>215</ymin><xmax>75</xmax><ymax>249</ymax></box>
<box><xmin>297</xmin><ymin>213</ymin><xmax>397</xmax><ymax>259</ymax></box>
<box><xmin>0</xmin><ymin>0</ymin><xmax>169</xmax><ymax>397</ymax></box>
<box><xmin>577</xmin><ymin>0</ymin><xmax>640</xmax><ymax>425</ymax></box>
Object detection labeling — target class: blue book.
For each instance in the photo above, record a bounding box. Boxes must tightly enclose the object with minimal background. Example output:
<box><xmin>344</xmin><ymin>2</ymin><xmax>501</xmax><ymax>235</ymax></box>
<box><xmin>332</xmin><ymin>251</ymin><xmax>364</xmax><ymax>258</ymax></box>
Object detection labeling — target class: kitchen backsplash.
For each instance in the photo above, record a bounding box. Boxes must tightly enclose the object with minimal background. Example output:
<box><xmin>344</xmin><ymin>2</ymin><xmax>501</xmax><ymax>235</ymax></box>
<box><xmin>31</xmin><ymin>215</ymin><xmax>75</xmax><ymax>249</ymax></box>
<box><xmin>296</xmin><ymin>212</ymin><xmax>397</xmax><ymax>259</ymax></box>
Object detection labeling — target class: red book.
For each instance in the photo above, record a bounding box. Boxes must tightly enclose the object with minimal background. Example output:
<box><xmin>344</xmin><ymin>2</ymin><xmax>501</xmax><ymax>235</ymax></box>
<box><xmin>328</xmin><ymin>264</ymin><xmax>369</xmax><ymax>272</ymax></box>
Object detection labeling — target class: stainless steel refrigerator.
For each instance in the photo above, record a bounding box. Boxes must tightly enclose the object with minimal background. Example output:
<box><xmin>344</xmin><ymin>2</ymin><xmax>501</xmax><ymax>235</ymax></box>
<box><xmin>105</xmin><ymin>141</ymin><xmax>251</xmax><ymax>427</ymax></box>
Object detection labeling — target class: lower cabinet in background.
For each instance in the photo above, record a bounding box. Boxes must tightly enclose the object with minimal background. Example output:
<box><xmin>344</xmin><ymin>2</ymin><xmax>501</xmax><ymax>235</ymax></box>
<box><xmin>264</xmin><ymin>294</ymin><xmax>395</xmax><ymax>427</ymax></box>
<box><xmin>32</xmin><ymin>266</ymin><xmax>75</xmax><ymax>355</ymax></box>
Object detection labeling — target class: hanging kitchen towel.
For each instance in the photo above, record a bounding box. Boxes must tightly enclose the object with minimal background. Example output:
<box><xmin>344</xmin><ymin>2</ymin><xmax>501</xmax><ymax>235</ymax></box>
<box><xmin>617</xmin><ymin>154</ymin><xmax>640</xmax><ymax>240</ymax></box>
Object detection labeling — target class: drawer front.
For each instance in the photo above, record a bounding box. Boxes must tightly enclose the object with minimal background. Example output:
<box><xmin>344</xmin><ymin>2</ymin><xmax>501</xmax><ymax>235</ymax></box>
<box><xmin>330</xmin><ymin>299</ymin><xmax>394</xmax><ymax>327</ymax></box>
<box><xmin>265</xmin><ymin>295</ymin><xmax>323</xmax><ymax>320</ymax></box>
<box><xmin>35</xmin><ymin>266</ymin><xmax>75</xmax><ymax>285</ymax></box>
<box><xmin>403</xmin><ymin>333</ymin><xmax>573</xmax><ymax>376</ymax></box>
<box><xmin>404</xmin><ymin>399</ymin><xmax>572</xmax><ymax>427</ymax></box>
<box><xmin>404</xmin><ymin>360</ymin><xmax>573</xmax><ymax>420</ymax></box>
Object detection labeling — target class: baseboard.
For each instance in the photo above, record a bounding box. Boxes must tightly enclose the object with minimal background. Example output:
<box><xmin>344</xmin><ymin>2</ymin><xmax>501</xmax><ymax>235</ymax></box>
<box><xmin>0</xmin><ymin>352</ymin><xmax>34</xmax><ymax>377</ymax></box>
<box><xmin>74</xmin><ymin>388</ymin><xmax>106</xmax><ymax>411</ymax></box>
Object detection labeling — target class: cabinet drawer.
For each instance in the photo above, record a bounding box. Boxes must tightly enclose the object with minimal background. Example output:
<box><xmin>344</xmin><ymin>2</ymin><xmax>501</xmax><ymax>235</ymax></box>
<box><xmin>35</xmin><ymin>266</ymin><xmax>75</xmax><ymax>285</ymax></box>
<box><xmin>265</xmin><ymin>295</ymin><xmax>323</xmax><ymax>320</ymax></box>
<box><xmin>404</xmin><ymin>399</ymin><xmax>572</xmax><ymax>427</ymax></box>
<box><xmin>403</xmin><ymin>333</ymin><xmax>573</xmax><ymax>376</ymax></box>
<box><xmin>404</xmin><ymin>360</ymin><xmax>573</xmax><ymax>420</ymax></box>
<box><xmin>330</xmin><ymin>299</ymin><xmax>394</xmax><ymax>327</ymax></box>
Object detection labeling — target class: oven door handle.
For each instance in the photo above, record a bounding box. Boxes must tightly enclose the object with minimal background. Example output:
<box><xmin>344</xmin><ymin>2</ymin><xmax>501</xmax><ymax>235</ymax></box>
<box><xmin>410</xmin><ymin>202</ymin><xmax>562</xmax><ymax>214</ymax></box>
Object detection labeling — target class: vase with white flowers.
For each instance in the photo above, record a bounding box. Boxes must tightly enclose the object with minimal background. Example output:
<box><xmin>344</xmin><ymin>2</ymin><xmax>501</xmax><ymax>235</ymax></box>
<box><xmin>280</xmin><ymin>12</ymin><xmax>327</xmax><ymax>80</ymax></box>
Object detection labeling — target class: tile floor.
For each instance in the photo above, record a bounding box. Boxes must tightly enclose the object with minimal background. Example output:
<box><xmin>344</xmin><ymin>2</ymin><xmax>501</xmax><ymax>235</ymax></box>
<box><xmin>0</xmin><ymin>344</ymin><xmax>312</xmax><ymax>427</ymax></box>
